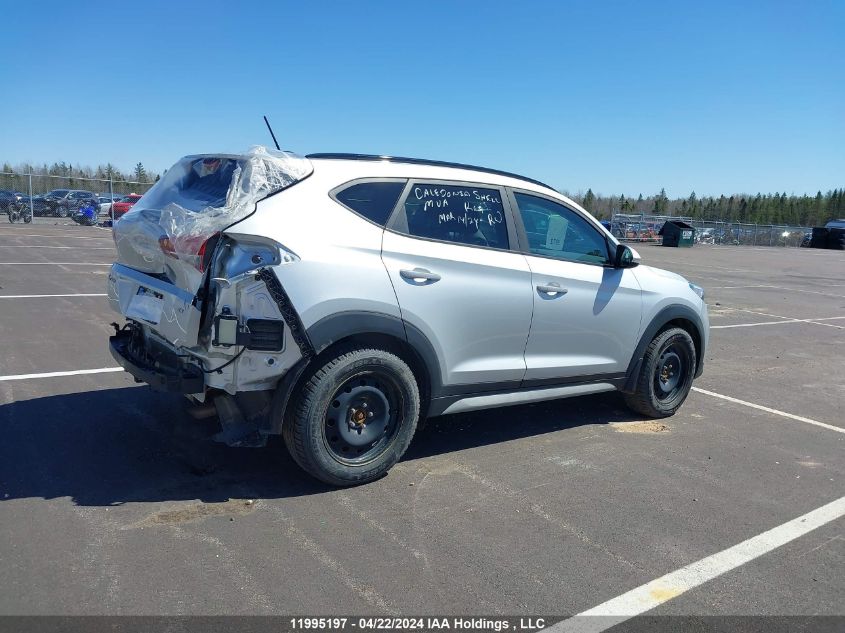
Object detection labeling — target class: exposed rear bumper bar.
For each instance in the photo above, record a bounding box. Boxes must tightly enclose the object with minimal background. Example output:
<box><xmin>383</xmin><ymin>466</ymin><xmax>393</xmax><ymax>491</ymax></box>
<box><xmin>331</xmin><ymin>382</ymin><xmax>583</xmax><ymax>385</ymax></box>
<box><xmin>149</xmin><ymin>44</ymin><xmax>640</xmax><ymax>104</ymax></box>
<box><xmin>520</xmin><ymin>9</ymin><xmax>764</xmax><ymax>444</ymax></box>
<box><xmin>109</xmin><ymin>327</ymin><xmax>204</xmax><ymax>393</ymax></box>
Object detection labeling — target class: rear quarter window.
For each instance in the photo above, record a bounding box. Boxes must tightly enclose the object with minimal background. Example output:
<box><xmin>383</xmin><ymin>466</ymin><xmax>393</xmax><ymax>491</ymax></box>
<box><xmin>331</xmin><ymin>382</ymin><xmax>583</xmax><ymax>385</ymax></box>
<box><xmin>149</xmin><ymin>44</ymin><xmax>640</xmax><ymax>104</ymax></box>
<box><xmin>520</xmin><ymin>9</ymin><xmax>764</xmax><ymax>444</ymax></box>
<box><xmin>334</xmin><ymin>180</ymin><xmax>407</xmax><ymax>226</ymax></box>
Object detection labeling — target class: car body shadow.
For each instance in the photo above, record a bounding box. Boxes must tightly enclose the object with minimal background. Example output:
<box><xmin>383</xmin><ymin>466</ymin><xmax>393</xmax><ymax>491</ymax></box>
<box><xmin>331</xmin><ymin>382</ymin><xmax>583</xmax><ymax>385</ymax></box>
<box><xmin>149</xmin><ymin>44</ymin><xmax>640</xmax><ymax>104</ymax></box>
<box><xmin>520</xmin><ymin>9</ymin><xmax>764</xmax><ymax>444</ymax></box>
<box><xmin>409</xmin><ymin>390</ymin><xmax>639</xmax><ymax>460</ymax></box>
<box><xmin>593</xmin><ymin>267</ymin><xmax>623</xmax><ymax>315</ymax></box>
<box><xmin>0</xmin><ymin>386</ymin><xmax>641</xmax><ymax>506</ymax></box>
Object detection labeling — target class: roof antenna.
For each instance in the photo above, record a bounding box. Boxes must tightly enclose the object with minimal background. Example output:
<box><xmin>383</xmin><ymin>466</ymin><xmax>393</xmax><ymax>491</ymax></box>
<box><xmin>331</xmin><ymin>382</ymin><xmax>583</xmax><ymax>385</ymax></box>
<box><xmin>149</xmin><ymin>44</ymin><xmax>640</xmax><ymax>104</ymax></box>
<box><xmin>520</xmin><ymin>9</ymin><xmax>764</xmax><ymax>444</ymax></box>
<box><xmin>263</xmin><ymin>115</ymin><xmax>281</xmax><ymax>151</ymax></box>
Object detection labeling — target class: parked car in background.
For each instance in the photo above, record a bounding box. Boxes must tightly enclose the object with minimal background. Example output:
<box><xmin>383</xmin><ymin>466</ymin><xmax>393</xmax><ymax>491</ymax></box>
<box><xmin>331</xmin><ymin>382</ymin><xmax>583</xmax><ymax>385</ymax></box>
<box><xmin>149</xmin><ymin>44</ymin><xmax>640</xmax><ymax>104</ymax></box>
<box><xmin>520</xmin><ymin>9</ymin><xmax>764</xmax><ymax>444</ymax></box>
<box><xmin>98</xmin><ymin>196</ymin><xmax>115</xmax><ymax>214</ymax></box>
<box><xmin>30</xmin><ymin>189</ymin><xmax>99</xmax><ymax>217</ymax></box>
<box><xmin>111</xmin><ymin>193</ymin><xmax>143</xmax><ymax>219</ymax></box>
<box><xmin>108</xmin><ymin>148</ymin><xmax>709</xmax><ymax>486</ymax></box>
<box><xmin>823</xmin><ymin>219</ymin><xmax>845</xmax><ymax>250</ymax></box>
<box><xmin>0</xmin><ymin>189</ymin><xmax>19</xmax><ymax>213</ymax></box>
<box><xmin>695</xmin><ymin>228</ymin><xmax>715</xmax><ymax>244</ymax></box>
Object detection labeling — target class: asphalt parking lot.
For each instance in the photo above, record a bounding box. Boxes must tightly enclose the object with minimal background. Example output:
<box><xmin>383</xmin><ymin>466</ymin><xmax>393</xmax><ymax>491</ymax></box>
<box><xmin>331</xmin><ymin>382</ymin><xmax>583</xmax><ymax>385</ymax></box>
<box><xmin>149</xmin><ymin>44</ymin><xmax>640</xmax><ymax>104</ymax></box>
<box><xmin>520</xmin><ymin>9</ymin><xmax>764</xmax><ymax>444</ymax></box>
<box><xmin>0</xmin><ymin>220</ymin><xmax>842</xmax><ymax>623</ymax></box>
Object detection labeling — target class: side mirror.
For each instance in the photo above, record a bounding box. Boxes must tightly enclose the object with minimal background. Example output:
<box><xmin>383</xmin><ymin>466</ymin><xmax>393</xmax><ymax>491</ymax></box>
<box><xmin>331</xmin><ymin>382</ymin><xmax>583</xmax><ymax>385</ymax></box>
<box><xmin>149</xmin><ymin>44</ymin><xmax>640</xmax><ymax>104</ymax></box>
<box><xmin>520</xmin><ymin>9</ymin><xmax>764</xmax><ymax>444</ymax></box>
<box><xmin>614</xmin><ymin>243</ymin><xmax>640</xmax><ymax>268</ymax></box>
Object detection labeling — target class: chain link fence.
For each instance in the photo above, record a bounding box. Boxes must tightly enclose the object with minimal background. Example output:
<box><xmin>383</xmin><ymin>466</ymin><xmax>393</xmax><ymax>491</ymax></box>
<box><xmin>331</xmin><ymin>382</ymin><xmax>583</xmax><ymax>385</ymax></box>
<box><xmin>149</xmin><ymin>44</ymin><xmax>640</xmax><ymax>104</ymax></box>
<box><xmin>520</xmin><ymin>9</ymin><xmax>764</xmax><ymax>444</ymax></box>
<box><xmin>0</xmin><ymin>174</ymin><xmax>817</xmax><ymax>248</ymax></box>
<box><xmin>0</xmin><ymin>171</ymin><xmax>155</xmax><ymax>224</ymax></box>
<box><xmin>609</xmin><ymin>213</ymin><xmax>812</xmax><ymax>248</ymax></box>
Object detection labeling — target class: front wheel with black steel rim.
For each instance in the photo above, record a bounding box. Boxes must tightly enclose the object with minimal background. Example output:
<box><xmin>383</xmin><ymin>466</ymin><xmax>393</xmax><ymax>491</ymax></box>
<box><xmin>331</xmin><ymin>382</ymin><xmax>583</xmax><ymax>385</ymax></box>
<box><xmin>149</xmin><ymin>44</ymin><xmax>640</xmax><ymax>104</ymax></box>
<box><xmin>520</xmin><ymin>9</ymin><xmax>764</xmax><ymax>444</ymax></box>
<box><xmin>284</xmin><ymin>347</ymin><xmax>420</xmax><ymax>486</ymax></box>
<box><xmin>624</xmin><ymin>327</ymin><xmax>696</xmax><ymax>418</ymax></box>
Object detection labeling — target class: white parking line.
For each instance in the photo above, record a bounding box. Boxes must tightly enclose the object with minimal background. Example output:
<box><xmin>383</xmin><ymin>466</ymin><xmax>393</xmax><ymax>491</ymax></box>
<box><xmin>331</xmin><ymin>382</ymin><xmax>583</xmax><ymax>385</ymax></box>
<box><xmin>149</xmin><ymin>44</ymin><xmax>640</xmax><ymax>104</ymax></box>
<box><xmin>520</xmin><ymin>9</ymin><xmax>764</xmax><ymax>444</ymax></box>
<box><xmin>708</xmin><ymin>283</ymin><xmax>845</xmax><ymax>290</ymax></box>
<box><xmin>711</xmin><ymin>316</ymin><xmax>845</xmax><ymax>330</ymax></box>
<box><xmin>809</xmin><ymin>320</ymin><xmax>845</xmax><ymax>329</ymax></box>
<box><xmin>0</xmin><ymin>367</ymin><xmax>123</xmax><ymax>382</ymax></box>
<box><xmin>729</xmin><ymin>308</ymin><xmax>794</xmax><ymax>320</ymax></box>
<box><xmin>700</xmin><ymin>282</ymin><xmax>845</xmax><ymax>295</ymax></box>
<box><xmin>692</xmin><ymin>387</ymin><xmax>844</xmax><ymax>434</ymax></box>
<box><xmin>0</xmin><ymin>293</ymin><xmax>108</xmax><ymax>299</ymax></box>
<box><xmin>755</xmin><ymin>285</ymin><xmax>845</xmax><ymax>299</ymax></box>
<box><xmin>0</xmin><ymin>262</ymin><xmax>112</xmax><ymax>266</ymax></box>
<box><xmin>0</xmin><ymin>233</ymin><xmax>112</xmax><ymax>240</ymax></box>
<box><xmin>0</xmin><ymin>245</ymin><xmax>113</xmax><ymax>250</ymax></box>
<box><xmin>670</xmin><ymin>262</ymin><xmax>758</xmax><ymax>274</ymax></box>
<box><xmin>711</xmin><ymin>319</ymin><xmax>804</xmax><ymax>329</ymax></box>
<box><xmin>549</xmin><ymin>495</ymin><xmax>845</xmax><ymax>633</ymax></box>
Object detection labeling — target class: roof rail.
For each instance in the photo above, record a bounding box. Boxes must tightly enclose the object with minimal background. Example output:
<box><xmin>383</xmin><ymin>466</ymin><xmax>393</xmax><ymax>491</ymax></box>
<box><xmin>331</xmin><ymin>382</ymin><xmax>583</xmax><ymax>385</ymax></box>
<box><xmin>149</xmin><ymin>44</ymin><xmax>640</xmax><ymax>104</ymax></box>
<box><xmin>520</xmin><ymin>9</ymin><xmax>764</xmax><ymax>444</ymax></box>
<box><xmin>305</xmin><ymin>153</ymin><xmax>556</xmax><ymax>191</ymax></box>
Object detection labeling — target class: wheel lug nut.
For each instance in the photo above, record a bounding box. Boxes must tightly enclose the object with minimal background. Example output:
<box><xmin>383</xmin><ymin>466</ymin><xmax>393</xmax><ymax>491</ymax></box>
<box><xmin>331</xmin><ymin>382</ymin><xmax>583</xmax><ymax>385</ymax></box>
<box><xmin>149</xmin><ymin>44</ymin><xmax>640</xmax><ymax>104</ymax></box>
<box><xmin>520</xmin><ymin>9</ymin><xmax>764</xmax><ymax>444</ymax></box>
<box><xmin>368</xmin><ymin>411</ymin><xmax>373</xmax><ymax>418</ymax></box>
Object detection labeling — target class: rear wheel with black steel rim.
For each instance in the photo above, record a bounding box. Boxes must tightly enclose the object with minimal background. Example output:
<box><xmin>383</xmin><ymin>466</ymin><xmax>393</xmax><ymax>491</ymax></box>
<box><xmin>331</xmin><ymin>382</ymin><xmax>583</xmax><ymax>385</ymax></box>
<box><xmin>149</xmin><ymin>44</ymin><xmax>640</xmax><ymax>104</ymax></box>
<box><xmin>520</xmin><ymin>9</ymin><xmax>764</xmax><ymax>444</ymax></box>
<box><xmin>624</xmin><ymin>327</ymin><xmax>696</xmax><ymax>418</ymax></box>
<box><xmin>284</xmin><ymin>347</ymin><xmax>420</xmax><ymax>486</ymax></box>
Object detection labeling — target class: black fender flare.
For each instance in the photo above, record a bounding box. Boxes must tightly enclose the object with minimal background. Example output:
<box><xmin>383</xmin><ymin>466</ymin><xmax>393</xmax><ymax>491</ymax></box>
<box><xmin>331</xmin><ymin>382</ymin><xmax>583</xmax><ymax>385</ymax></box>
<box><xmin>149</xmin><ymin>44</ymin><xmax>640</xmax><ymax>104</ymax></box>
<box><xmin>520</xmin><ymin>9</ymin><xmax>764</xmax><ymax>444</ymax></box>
<box><xmin>622</xmin><ymin>305</ymin><xmax>706</xmax><ymax>393</ymax></box>
<box><xmin>308</xmin><ymin>310</ymin><xmax>406</xmax><ymax>355</ymax></box>
<box><xmin>306</xmin><ymin>310</ymin><xmax>443</xmax><ymax>392</ymax></box>
<box><xmin>266</xmin><ymin>310</ymin><xmax>443</xmax><ymax>434</ymax></box>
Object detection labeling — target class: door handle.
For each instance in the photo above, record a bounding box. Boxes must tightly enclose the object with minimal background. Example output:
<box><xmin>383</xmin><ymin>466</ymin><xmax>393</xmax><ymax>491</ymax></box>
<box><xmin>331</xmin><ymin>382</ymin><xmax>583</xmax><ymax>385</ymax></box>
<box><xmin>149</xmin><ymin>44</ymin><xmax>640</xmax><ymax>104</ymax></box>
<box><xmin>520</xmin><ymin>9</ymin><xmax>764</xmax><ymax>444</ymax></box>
<box><xmin>400</xmin><ymin>268</ymin><xmax>442</xmax><ymax>283</ymax></box>
<box><xmin>537</xmin><ymin>283</ymin><xmax>568</xmax><ymax>297</ymax></box>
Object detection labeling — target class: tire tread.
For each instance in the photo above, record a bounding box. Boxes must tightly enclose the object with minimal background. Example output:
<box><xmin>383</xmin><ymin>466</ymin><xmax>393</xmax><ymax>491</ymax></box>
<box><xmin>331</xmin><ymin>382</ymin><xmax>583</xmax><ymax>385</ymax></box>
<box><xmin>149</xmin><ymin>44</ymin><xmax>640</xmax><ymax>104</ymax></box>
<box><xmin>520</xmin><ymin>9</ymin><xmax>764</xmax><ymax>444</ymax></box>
<box><xmin>624</xmin><ymin>327</ymin><xmax>696</xmax><ymax>418</ymax></box>
<box><xmin>283</xmin><ymin>346</ymin><xmax>419</xmax><ymax>486</ymax></box>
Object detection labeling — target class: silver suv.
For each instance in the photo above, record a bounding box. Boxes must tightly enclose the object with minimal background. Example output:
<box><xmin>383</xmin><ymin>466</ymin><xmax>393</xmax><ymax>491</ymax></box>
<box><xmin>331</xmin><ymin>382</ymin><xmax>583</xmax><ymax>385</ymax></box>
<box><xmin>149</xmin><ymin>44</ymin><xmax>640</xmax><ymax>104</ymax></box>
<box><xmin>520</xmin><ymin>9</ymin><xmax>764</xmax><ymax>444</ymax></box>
<box><xmin>108</xmin><ymin>148</ymin><xmax>709</xmax><ymax>485</ymax></box>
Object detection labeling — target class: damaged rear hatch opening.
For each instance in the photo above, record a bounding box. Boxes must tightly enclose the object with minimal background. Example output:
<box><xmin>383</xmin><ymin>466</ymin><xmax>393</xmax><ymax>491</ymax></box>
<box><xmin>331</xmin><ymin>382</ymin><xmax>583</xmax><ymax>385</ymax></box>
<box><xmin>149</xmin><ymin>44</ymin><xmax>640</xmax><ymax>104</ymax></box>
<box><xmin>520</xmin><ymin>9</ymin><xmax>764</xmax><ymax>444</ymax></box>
<box><xmin>108</xmin><ymin>146</ymin><xmax>314</xmax><ymax>410</ymax></box>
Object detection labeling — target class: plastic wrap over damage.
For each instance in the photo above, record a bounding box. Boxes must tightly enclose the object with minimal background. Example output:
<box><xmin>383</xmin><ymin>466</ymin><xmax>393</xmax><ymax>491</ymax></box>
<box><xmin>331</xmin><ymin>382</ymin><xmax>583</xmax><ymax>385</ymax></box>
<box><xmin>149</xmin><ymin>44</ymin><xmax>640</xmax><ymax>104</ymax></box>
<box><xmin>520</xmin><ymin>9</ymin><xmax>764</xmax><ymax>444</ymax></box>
<box><xmin>113</xmin><ymin>146</ymin><xmax>312</xmax><ymax>290</ymax></box>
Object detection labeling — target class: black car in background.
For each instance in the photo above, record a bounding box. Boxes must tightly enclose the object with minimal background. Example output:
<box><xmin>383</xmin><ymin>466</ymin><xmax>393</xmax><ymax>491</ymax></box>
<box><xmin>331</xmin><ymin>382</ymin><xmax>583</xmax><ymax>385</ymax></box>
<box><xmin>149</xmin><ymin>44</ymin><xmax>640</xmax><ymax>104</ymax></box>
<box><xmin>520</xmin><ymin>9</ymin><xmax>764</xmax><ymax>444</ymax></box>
<box><xmin>0</xmin><ymin>189</ymin><xmax>19</xmax><ymax>212</ymax></box>
<box><xmin>31</xmin><ymin>189</ymin><xmax>99</xmax><ymax>217</ymax></box>
<box><xmin>13</xmin><ymin>192</ymin><xmax>33</xmax><ymax>209</ymax></box>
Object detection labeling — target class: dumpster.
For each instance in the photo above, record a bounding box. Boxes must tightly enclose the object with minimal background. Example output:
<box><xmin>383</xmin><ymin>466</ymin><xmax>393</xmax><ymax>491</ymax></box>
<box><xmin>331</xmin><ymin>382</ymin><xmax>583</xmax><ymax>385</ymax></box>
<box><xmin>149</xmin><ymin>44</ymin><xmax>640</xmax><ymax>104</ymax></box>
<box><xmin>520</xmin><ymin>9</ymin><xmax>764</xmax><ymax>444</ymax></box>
<box><xmin>810</xmin><ymin>227</ymin><xmax>829</xmax><ymax>249</ymax></box>
<box><xmin>659</xmin><ymin>220</ymin><xmax>696</xmax><ymax>247</ymax></box>
<box><xmin>810</xmin><ymin>226</ymin><xmax>845</xmax><ymax>250</ymax></box>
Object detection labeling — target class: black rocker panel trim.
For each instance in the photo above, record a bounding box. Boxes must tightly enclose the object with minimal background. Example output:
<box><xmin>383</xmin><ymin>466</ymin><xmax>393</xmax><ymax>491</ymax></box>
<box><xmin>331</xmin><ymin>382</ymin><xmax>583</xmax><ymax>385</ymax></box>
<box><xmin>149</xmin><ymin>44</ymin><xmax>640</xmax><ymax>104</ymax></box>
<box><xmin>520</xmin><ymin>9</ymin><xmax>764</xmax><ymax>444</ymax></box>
<box><xmin>427</xmin><ymin>375</ymin><xmax>628</xmax><ymax>418</ymax></box>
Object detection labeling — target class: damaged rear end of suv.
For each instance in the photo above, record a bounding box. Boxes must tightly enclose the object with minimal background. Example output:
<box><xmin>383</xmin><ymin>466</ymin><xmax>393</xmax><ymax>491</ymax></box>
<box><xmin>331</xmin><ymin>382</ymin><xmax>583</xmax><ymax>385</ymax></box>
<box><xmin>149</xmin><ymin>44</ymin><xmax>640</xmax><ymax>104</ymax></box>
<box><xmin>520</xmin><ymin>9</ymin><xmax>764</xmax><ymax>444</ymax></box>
<box><xmin>109</xmin><ymin>148</ymin><xmax>317</xmax><ymax>449</ymax></box>
<box><xmin>109</xmin><ymin>147</ymin><xmax>427</xmax><ymax>487</ymax></box>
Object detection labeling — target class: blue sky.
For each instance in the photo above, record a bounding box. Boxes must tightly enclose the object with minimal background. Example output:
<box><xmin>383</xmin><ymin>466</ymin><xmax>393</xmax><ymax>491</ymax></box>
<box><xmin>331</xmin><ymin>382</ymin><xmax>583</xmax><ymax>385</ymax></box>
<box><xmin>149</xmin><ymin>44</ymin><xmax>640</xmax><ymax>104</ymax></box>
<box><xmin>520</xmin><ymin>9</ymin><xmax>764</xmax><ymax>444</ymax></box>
<box><xmin>1</xmin><ymin>0</ymin><xmax>842</xmax><ymax>197</ymax></box>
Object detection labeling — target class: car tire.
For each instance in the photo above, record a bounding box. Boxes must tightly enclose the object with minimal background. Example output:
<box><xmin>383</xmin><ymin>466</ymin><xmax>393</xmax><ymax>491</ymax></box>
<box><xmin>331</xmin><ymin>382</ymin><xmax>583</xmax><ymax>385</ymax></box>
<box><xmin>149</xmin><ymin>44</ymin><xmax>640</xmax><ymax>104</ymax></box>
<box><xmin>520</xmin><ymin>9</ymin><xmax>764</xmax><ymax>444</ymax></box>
<box><xmin>283</xmin><ymin>347</ymin><xmax>420</xmax><ymax>486</ymax></box>
<box><xmin>56</xmin><ymin>205</ymin><xmax>68</xmax><ymax>218</ymax></box>
<box><xmin>624</xmin><ymin>327</ymin><xmax>696</xmax><ymax>418</ymax></box>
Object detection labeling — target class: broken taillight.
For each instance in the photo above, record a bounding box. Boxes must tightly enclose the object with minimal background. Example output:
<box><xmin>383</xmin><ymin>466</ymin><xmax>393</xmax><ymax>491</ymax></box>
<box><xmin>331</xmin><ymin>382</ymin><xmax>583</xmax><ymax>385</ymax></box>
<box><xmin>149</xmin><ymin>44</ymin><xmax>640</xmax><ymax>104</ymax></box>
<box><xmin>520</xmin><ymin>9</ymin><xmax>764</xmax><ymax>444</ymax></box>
<box><xmin>198</xmin><ymin>233</ymin><xmax>220</xmax><ymax>272</ymax></box>
<box><xmin>158</xmin><ymin>233</ymin><xmax>219</xmax><ymax>271</ymax></box>
<box><xmin>158</xmin><ymin>235</ymin><xmax>178</xmax><ymax>259</ymax></box>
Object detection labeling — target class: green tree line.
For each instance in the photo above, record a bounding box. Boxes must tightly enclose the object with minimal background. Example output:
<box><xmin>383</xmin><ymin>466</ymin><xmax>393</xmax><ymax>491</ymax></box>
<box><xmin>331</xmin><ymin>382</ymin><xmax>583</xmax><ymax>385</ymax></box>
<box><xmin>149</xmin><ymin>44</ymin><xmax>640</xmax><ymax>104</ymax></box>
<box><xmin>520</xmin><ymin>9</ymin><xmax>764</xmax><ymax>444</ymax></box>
<box><xmin>2</xmin><ymin>158</ymin><xmax>842</xmax><ymax>226</ymax></box>
<box><xmin>570</xmin><ymin>187</ymin><xmax>845</xmax><ymax>227</ymax></box>
<box><xmin>0</xmin><ymin>161</ymin><xmax>159</xmax><ymax>196</ymax></box>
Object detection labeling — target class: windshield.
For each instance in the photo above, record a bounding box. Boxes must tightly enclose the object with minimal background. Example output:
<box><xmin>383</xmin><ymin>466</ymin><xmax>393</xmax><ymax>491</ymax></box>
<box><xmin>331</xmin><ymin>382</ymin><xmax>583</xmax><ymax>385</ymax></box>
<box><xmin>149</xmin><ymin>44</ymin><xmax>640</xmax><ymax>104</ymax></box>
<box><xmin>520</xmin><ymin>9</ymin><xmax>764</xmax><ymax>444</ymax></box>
<box><xmin>47</xmin><ymin>190</ymin><xmax>69</xmax><ymax>197</ymax></box>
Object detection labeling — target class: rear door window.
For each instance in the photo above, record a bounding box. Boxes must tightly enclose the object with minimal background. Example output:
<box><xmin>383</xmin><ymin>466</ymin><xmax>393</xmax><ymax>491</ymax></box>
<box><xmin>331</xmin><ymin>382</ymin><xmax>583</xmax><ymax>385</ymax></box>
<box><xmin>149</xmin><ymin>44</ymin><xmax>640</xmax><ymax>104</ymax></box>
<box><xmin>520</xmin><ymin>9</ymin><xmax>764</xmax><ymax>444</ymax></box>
<box><xmin>397</xmin><ymin>182</ymin><xmax>509</xmax><ymax>249</ymax></box>
<box><xmin>334</xmin><ymin>180</ymin><xmax>406</xmax><ymax>226</ymax></box>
